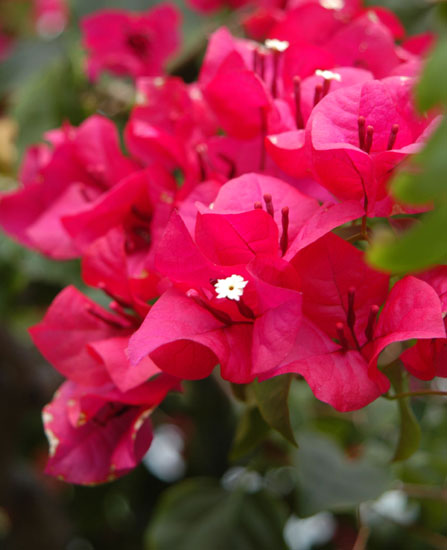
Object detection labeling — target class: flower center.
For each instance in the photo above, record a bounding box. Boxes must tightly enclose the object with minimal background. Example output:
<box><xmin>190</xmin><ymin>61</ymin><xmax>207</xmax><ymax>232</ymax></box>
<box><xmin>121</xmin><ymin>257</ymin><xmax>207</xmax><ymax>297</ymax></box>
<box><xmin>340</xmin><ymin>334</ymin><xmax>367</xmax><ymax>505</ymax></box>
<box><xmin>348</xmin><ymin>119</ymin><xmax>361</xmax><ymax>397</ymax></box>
<box><xmin>126</xmin><ymin>32</ymin><xmax>150</xmax><ymax>59</ymax></box>
<box><xmin>357</xmin><ymin>117</ymin><xmax>400</xmax><ymax>153</ymax></box>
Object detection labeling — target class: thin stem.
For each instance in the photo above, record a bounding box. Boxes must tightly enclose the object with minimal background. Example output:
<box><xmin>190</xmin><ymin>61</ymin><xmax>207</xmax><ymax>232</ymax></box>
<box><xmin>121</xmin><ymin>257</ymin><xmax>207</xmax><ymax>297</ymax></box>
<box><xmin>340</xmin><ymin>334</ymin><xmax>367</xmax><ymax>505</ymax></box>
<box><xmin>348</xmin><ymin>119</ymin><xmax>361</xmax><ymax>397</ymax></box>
<box><xmin>386</xmin><ymin>390</ymin><xmax>447</xmax><ymax>400</ymax></box>
<box><xmin>361</xmin><ymin>214</ymin><xmax>370</xmax><ymax>243</ymax></box>
<box><xmin>401</xmin><ymin>483</ymin><xmax>447</xmax><ymax>502</ymax></box>
<box><xmin>259</xmin><ymin>107</ymin><xmax>267</xmax><ymax>171</ymax></box>
<box><xmin>353</xmin><ymin>525</ymin><xmax>370</xmax><ymax>550</ymax></box>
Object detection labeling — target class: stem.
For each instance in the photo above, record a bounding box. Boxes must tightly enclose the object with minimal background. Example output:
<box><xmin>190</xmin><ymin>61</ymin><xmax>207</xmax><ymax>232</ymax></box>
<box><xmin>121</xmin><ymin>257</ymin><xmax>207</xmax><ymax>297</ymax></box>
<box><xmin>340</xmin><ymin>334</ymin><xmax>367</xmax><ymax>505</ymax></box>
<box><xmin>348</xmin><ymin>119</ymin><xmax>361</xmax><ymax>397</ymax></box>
<box><xmin>386</xmin><ymin>390</ymin><xmax>447</xmax><ymax>400</ymax></box>
<box><xmin>271</xmin><ymin>50</ymin><xmax>280</xmax><ymax>98</ymax></box>
<box><xmin>353</xmin><ymin>525</ymin><xmax>370</xmax><ymax>550</ymax></box>
<box><xmin>401</xmin><ymin>483</ymin><xmax>447</xmax><ymax>502</ymax></box>
<box><xmin>361</xmin><ymin>214</ymin><xmax>367</xmax><ymax>238</ymax></box>
<box><xmin>259</xmin><ymin>107</ymin><xmax>267</xmax><ymax>171</ymax></box>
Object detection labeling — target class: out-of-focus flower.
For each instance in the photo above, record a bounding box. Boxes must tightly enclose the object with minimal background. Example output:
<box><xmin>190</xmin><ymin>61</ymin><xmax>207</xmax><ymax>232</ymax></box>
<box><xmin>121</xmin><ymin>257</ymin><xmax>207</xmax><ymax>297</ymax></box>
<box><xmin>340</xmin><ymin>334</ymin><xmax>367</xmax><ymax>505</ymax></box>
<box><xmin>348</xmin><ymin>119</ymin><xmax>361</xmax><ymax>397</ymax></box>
<box><xmin>81</xmin><ymin>4</ymin><xmax>181</xmax><ymax>81</ymax></box>
<box><xmin>33</xmin><ymin>0</ymin><xmax>69</xmax><ymax>38</ymax></box>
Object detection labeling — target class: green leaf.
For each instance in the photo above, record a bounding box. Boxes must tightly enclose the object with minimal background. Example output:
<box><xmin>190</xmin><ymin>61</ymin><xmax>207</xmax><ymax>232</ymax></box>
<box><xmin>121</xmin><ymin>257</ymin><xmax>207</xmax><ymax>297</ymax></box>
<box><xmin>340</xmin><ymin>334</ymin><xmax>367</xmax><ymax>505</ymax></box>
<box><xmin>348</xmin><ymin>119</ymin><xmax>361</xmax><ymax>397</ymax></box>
<box><xmin>392</xmin><ymin>118</ymin><xmax>447</xmax><ymax>204</ymax></box>
<box><xmin>252</xmin><ymin>375</ymin><xmax>298</xmax><ymax>447</ymax></box>
<box><xmin>293</xmin><ymin>433</ymin><xmax>393</xmax><ymax>516</ymax></box>
<box><xmin>145</xmin><ymin>478</ymin><xmax>288</xmax><ymax>550</ymax></box>
<box><xmin>416</xmin><ymin>36</ymin><xmax>447</xmax><ymax>112</ymax></box>
<box><xmin>367</xmin><ymin>201</ymin><xmax>447</xmax><ymax>273</ymax></box>
<box><xmin>230</xmin><ymin>405</ymin><xmax>270</xmax><ymax>461</ymax></box>
<box><xmin>12</xmin><ymin>62</ymin><xmax>85</xmax><ymax>161</ymax></box>
<box><xmin>386</xmin><ymin>364</ymin><xmax>422</xmax><ymax>461</ymax></box>
<box><xmin>0</xmin><ymin>37</ymin><xmax>65</xmax><ymax>95</ymax></box>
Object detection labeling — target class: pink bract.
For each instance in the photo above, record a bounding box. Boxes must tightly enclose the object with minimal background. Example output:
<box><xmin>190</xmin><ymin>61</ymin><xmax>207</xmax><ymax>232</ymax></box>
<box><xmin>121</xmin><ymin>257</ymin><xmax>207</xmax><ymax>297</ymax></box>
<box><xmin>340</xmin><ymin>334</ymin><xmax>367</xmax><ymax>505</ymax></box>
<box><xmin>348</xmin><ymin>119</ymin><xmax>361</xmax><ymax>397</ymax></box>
<box><xmin>0</xmin><ymin>115</ymin><xmax>138</xmax><ymax>258</ymax></box>
<box><xmin>42</xmin><ymin>372</ymin><xmax>179</xmax><ymax>485</ymax></box>
<box><xmin>306</xmin><ymin>76</ymin><xmax>436</xmax><ymax>212</ymax></box>
<box><xmin>266</xmin><ymin>234</ymin><xmax>445</xmax><ymax>411</ymax></box>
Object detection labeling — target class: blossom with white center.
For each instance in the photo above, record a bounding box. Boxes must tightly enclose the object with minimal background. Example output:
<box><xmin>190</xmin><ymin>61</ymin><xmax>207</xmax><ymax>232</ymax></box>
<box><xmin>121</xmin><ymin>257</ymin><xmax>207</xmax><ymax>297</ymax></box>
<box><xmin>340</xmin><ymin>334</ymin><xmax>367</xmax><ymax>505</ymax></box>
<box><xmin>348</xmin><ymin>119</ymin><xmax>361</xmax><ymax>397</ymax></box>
<box><xmin>214</xmin><ymin>275</ymin><xmax>248</xmax><ymax>301</ymax></box>
<box><xmin>265</xmin><ymin>39</ymin><xmax>289</xmax><ymax>52</ymax></box>
<box><xmin>315</xmin><ymin>69</ymin><xmax>342</xmax><ymax>82</ymax></box>
<box><xmin>320</xmin><ymin>0</ymin><xmax>344</xmax><ymax>10</ymax></box>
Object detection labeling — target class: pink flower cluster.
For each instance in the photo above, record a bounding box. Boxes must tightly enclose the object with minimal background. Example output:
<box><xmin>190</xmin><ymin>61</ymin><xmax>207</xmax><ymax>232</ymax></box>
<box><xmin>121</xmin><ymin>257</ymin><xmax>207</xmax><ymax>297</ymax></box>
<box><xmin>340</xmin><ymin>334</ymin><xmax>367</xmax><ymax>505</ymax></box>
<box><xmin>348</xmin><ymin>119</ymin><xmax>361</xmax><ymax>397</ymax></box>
<box><xmin>1</xmin><ymin>1</ymin><xmax>445</xmax><ymax>485</ymax></box>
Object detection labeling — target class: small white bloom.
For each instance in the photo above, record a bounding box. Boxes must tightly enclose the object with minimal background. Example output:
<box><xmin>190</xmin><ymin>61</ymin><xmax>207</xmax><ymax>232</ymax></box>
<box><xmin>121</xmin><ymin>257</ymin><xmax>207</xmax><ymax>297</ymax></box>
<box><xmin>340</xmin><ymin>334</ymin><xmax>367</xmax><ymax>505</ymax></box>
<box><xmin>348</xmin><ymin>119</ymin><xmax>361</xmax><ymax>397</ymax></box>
<box><xmin>315</xmin><ymin>69</ymin><xmax>342</xmax><ymax>82</ymax></box>
<box><xmin>214</xmin><ymin>275</ymin><xmax>248</xmax><ymax>301</ymax></box>
<box><xmin>265</xmin><ymin>39</ymin><xmax>289</xmax><ymax>52</ymax></box>
<box><xmin>320</xmin><ymin>0</ymin><xmax>344</xmax><ymax>10</ymax></box>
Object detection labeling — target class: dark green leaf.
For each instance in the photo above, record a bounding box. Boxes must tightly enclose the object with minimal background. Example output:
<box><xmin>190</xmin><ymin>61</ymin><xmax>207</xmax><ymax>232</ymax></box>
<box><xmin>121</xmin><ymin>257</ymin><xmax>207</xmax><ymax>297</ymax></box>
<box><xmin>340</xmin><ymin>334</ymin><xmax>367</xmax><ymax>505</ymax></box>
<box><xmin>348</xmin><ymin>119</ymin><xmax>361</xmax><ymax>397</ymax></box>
<box><xmin>367</xmin><ymin>201</ymin><xmax>447</xmax><ymax>272</ymax></box>
<box><xmin>253</xmin><ymin>375</ymin><xmax>297</xmax><ymax>447</ymax></box>
<box><xmin>293</xmin><ymin>433</ymin><xmax>393</xmax><ymax>516</ymax></box>
<box><xmin>12</xmin><ymin>57</ymin><xmax>86</xmax><ymax>158</ymax></box>
<box><xmin>386</xmin><ymin>364</ymin><xmax>422</xmax><ymax>461</ymax></box>
<box><xmin>0</xmin><ymin>38</ymin><xmax>65</xmax><ymax>95</ymax></box>
<box><xmin>145</xmin><ymin>478</ymin><xmax>288</xmax><ymax>550</ymax></box>
<box><xmin>416</xmin><ymin>36</ymin><xmax>447</xmax><ymax>112</ymax></box>
<box><xmin>393</xmin><ymin>118</ymin><xmax>447</xmax><ymax>204</ymax></box>
<box><xmin>230</xmin><ymin>405</ymin><xmax>270</xmax><ymax>461</ymax></box>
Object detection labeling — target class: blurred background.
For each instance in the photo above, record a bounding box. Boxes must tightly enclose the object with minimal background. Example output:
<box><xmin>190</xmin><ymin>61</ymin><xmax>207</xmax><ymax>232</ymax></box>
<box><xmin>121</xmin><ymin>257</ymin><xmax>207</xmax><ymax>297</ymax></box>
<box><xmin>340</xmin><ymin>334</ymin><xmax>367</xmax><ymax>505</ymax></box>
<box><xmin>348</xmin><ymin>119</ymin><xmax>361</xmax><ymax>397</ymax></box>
<box><xmin>0</xmin><ymin>1</ymin><xmax>446</xmax><ymax>549</ymax></box>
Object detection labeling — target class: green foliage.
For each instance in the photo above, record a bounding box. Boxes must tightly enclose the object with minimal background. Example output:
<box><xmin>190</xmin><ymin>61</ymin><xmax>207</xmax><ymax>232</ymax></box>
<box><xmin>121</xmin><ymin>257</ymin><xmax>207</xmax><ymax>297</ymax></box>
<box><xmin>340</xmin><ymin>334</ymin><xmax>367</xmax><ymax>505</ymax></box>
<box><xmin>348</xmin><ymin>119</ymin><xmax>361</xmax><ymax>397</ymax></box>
<box><xmin>293</xmin><ymin>433</ymin><xmax>393</xmax><ymax>516</ymax></box>
<box><xmin>386</xmin><ymin>365</ymin><xmax>422</xmax><ymax>462</ymax></box>
<box><xmin>252</xmin><ymin>374</ymin><xmax>297</xmax><ymax>447</ymax></box>
<box><xmin>0</xmin><ymin>37</ymin><xmax>66</xmax><ymax>95</ymax></box>
<box><xmin>368</xmin><ymin>202</ymin><xmax>447</xmax><ymax>272</ymax></box>
<box><xmin>230</xmin><ymin>374</ymin><xmax>297</xmax><ymax>459</ymax></box>
<box><xmin>364</xmin><ymin>0</ymin><xmax>434</xmax><ymax>34</ymax></box>
<box><xmin>416</xmin><ymin>36</ymin><xmax>447</xmax><ymax>112</ymax></box>
<box><xmin>392</xmin><ymin>399</ymin><xmax>422</xmax><ymax>462</ymax></box>
<box><xmin>230</xmin><ymin>405</ymin><xmax>270</xmax><ymax>460</ymax></box>
<box><xmin>392</xmin><ymin>118</ymin><xmax>447</xmax><ymax>205</ymax></box>
<box><xmin>145</xmin><ymin>478</ymin><xmax>288</xmax><ymax>550</ymax></box>
<box><xmin>12</xmin><ymin>56</ymin><xmax>86</xmax><ymax>159</ymax></box>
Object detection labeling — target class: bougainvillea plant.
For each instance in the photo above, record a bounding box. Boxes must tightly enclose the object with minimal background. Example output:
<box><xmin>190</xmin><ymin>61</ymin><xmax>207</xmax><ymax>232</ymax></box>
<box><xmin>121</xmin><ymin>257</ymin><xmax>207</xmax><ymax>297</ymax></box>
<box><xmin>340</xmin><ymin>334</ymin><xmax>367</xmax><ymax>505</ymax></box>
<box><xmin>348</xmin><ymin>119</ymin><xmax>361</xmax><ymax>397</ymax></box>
<box><xmin>1</xmin><ymin>4</ymin><xmax>446</xmax><ymax>542</ymax></box>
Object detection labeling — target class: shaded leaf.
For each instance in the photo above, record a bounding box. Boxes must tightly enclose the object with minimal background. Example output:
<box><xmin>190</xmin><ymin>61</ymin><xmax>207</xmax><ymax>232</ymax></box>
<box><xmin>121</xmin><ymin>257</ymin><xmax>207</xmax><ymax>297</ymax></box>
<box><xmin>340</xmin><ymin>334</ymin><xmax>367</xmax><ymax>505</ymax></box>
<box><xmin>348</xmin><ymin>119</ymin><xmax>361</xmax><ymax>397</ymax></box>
<box><xmin>393</xmin><ymin>118</ymin><xmax>447</xmax><ymax>204</ymax></box>
<box><xmin>386</xmin><ymin>364</ymin><xmax>422</xmax><ymax>461</ymax></box>
<box><xmin>367</xmin><ymin>202</ymin><xmax>447</xmax><ymax>272</ymax></box>
<box><xmin>230</xmin><ymin>405</ymin><xmax>270</xmax><ymax>461</ymax></box>
<box><xmin>293</xmin><ymin>433</ymin><xmax>393</xmax><ymax>516</ymax></box>
<box><xmin>253</xmin><ymin>374</ymin><xmax>298</xmax><ymax>447</ymax></box>
<box><xmin>0</xmin><ymin>37</ymin><xmax>65</xmax><ymax>95</ymax></box>
<box><xmin>12</xmin><ymin>56</ymin><xmax>85</xmax><ymax>159</ymax></box>
<box><xmin>230</xmin><ymin>382</ymin><xmax>248</xmax><ymax>402</ymax></box>
<box><xmin>416</xmin><ymin>36</ymin><xmax>447</xmax><ymax>112</ymax></box>
<box><xmin>145</xmin><ymin>478</ymin><xmax>288</xmax><ymax>550</ymax></box>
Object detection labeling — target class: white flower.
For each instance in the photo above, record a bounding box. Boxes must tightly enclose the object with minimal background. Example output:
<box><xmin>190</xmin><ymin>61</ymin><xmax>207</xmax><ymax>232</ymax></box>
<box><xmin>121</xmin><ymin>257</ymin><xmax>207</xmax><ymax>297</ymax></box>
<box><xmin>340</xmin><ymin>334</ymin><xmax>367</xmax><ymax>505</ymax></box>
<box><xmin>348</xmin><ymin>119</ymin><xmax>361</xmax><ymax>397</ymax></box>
<box><xmin>214</xmin><ymin>275</ymin><xmax>248</xmax><ymax>302</ymax></box>
<box><xmin>315</xmin><ymin>69</ymin><xmax>342</xmax><ymax>81</ymax></box>
<box><xmin>265</xmin><ymin>39</ymin><xmax>289</xmax><ymax>52</ymax></box>
<box><xmin>320</xmin><ymin>0</ymin><xmax>344</xmax><ymax>10</ymax></box>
